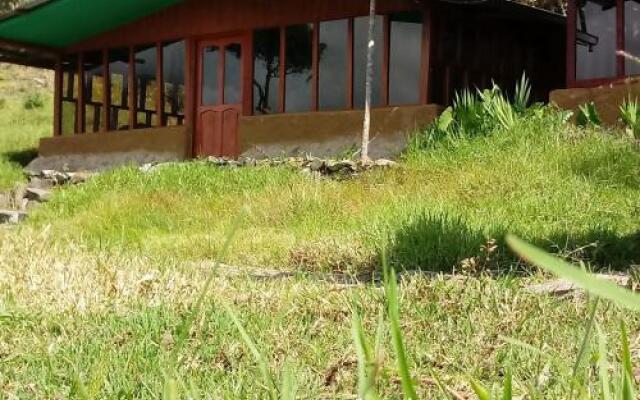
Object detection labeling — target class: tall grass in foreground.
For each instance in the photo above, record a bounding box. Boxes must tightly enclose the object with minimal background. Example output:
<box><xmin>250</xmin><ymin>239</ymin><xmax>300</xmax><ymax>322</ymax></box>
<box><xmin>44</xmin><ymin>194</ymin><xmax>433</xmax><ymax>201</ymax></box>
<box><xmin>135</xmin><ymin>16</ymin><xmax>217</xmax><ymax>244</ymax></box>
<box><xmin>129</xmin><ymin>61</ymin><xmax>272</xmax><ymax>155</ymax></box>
<box><xmin>131</xmin><ymin>216</ymin><xmax>640</xmax><ymax>399</ymax></box>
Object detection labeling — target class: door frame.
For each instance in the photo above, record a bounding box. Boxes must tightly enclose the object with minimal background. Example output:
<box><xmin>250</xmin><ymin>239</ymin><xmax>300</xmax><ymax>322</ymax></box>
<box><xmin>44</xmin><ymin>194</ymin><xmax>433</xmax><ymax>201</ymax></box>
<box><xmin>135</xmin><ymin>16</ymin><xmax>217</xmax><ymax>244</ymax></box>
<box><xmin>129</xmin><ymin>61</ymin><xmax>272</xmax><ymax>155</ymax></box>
<box><xmin>192</xmin><ymin>32</ymin><xmax>252</xmax><ymax>157</ymax></box>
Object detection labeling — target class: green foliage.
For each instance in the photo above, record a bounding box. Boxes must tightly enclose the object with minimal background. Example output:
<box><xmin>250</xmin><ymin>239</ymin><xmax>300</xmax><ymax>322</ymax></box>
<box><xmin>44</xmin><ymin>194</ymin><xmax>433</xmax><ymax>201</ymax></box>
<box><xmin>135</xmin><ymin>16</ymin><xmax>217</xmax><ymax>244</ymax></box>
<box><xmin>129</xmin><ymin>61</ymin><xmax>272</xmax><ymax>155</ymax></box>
<box><xmin>577</xmin><ymin>102</ymin><xmax>602</xmax><ymax>127</ymax></box>
<box><xmin>495</xmin><ymin>237</ymin><xmax>640</xmax><ymax>400</ymax></box>
<box><xmin>408</xmin><ymin>75</ymin><xmax>534</xmax><ymax>151</ymax></box>
<box><xmin>619</xmin><ymin>97</ymin><xmax>640</xmax><ymax>139</ymax></box>
<box><xmin>513</xmin><ymin>73</ymin><xmax>532</xmax><ymax>113</ymax></box>
<box><xmin>23</xmin><ymin>92</ymin><xmax>45</xmax><ymax>110</ymax></box>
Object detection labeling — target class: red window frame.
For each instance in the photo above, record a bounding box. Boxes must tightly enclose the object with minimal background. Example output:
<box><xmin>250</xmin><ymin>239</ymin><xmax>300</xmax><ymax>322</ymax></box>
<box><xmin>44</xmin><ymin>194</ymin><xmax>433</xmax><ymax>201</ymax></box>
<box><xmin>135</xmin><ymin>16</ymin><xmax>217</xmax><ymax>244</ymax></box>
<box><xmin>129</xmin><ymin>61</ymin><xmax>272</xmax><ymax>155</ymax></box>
<box><xmin>568</xmin><ymin>0</ymin><xmax>631</xmax><ymax>88</ymax></box>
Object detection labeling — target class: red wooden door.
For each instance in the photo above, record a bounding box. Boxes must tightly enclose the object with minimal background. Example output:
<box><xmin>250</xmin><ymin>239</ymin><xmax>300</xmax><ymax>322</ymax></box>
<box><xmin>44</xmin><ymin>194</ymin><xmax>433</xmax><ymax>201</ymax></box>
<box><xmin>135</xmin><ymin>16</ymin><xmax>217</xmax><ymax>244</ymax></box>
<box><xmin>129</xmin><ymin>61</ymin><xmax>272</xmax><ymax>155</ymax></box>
<box><xmin>195</xmin><ymin>36</ymin><xmax>245</xmax><ymax>158</ymax></box>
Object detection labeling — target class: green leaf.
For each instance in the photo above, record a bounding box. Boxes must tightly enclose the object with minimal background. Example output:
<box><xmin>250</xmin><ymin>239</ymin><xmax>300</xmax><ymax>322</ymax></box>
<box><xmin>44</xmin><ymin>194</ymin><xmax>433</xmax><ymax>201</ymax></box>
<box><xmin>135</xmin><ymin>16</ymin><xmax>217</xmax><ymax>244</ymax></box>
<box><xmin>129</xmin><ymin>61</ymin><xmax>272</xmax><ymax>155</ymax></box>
<box><xmin>620</xmin><ymin>322</ymin><xmax>636</xmax><ymax>400</ymax></box>
<box><xmin>383</xmin><ymin>253</ymin><xmax>419</xmax><ymax>400</ymax></box>
<box><xmin>502</xmin><ymin>369</ymin><xmax>513</xmax><ymax>400</ymax></box>
<box><xmin>596</xmin><ymin>325</ymin><xmax>612</xmax><ymax>400</ymax></box>
<box><xmin>224</xmin><ymin>303</ymin><xmax>278</xmax><ymax>400</ymax></box>
<box><xmin>470</xmin><ymin>379</ymin><xmax>491</xmax><ymax>400</ymax></box>
<box><xmin>506</xmin><ymin>236</ymin><xmax>640</xmax><ymax>312</ymax></box>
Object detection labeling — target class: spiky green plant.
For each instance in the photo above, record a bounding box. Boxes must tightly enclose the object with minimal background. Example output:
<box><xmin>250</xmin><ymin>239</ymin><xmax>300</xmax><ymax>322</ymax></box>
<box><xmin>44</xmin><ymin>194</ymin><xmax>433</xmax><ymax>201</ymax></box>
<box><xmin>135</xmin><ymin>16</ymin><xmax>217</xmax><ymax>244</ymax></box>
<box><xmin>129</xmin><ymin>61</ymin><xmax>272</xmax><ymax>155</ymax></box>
<box><xmin>513</xmin><ymin>73</ymin><xmax>532</xmax><ymax>114</ymax></box>
<box><xmin>619</xmin><ymin>96</ymin><xmax>640</xmax><ymax>139</ymax></box>
<box><xmin>577</xmin><ymin>102</ymin><xmax>602</xmax><ymax>127</ymax></box>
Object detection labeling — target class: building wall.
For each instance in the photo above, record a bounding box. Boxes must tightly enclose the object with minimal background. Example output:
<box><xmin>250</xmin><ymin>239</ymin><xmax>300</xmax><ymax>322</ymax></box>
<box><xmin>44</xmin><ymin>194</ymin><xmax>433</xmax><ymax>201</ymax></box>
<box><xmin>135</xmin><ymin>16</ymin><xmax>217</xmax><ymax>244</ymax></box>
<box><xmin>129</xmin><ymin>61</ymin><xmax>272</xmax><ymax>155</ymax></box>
<box><xmin>550</xmin><ymin>77</ymin><xmax>640</xmax><ymax>125</ymax></box>
<box><xmin>67</xmin><ymin>0</ymin><xmax>417</xmax><ymax>52</ymax></box>
<box><xmin>239</xmin><ymin>105</ymin><xmax>442</xmax><ymax>159</ymax></box>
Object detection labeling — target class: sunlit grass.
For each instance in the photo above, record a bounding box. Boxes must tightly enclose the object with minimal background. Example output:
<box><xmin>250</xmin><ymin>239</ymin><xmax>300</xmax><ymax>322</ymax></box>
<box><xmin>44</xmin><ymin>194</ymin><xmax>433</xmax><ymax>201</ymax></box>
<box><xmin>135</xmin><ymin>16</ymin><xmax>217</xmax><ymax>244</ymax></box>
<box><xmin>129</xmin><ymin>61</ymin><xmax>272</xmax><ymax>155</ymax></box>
<box><xmin>26</xmin><ymin>107</ymin><xmax>640</xmax><ymax>272</ymax></box>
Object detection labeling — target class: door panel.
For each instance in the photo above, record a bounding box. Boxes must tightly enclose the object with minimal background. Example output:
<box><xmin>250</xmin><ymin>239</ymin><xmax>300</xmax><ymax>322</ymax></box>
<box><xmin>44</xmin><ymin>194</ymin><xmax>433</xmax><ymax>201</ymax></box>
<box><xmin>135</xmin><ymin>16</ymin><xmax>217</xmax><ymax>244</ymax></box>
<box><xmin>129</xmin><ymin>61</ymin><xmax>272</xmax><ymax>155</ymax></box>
<box><xmin>195</xmin><ymin>36</ymin><xmax>245</xmax><ymax>158</ymax></box>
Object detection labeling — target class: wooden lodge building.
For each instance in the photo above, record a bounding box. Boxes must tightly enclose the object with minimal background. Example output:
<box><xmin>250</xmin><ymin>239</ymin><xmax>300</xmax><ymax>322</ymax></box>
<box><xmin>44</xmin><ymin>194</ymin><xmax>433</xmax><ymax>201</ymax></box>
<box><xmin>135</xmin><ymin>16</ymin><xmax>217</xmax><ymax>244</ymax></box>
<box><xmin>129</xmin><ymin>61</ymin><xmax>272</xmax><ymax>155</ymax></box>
<box><xmin>0</xmin><ymin>0</ymin><xmax>585</xmax><ymax>168</ymax></box>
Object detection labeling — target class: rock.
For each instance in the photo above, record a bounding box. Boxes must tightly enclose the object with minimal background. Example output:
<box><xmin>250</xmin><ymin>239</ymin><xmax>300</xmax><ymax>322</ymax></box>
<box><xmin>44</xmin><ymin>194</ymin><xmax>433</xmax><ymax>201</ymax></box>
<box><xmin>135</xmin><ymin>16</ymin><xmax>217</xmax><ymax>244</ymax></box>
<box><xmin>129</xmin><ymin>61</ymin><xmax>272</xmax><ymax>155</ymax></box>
<box><xmin>25</xmin><ymin>188</ymin><xmax>51</xmax><ymax>203</ymax></box>
<box><xmin>308</xmin><ymin>159</ymin><xmax>325</xmax><ymax>172</ymax></box>
<box><xmin>0</xmin><ymin>192</ymin><xmax>11</xmax><ymax>209</ymax></box>
<box><xmin>526</xmin><ymin>274</ymin><xmax>630</xmax><ymax>296</ymax></box>
<box><xmin>68</xmin><ymin>172</ymin><xmax>95</xmax><ymax>185</ymax></box>
<box><xmin>27</xmin><ymin>177</ymin><xmax>54</xmax><ymax>190</ymax></box>
<box><xmin>327</xmin><ymin>160</ymin><xmax>357</xmax><ymax>173</ymax></box>
<box><xmin>11</xmin><ymin>183</ymin><xmax>27</xmax><ymax>208</ymax></box>
<box><xmin>41</xmin><ymin>170</ymin><xmax>70</xmax><ymax>185</ymax></box>
<box><xmin>0</xmin><ymin>210</ymin><xmax>27</xmax><ymax>224</ymax></box>
<box><xmin>374</xmin><ymin>159</ymin><xmax>398</xmax><ymax>168</ymax></box>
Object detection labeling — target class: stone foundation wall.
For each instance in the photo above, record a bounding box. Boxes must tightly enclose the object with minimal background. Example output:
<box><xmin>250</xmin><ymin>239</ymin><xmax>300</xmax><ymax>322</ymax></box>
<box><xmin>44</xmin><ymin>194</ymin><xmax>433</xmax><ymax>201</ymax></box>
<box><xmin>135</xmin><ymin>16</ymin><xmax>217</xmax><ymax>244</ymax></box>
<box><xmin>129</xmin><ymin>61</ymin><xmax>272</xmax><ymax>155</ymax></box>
<box><xmin>550</xmin><ymin>78</ymin><xmax>640</xmax><ymax>125</ymax></box>
<box><xmin>239</xmin><ymin>105</ymin><xmax>442</xmax><ymax>159</ymax></box>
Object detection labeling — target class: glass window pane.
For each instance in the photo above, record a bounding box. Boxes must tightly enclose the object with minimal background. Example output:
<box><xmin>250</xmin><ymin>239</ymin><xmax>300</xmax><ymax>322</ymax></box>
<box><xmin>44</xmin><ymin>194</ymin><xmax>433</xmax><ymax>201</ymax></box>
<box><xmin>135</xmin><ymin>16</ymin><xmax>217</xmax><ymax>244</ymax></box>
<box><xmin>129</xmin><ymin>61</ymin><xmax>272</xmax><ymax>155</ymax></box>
<box><xmin>319</xmin><ymin>19</ymin><xmax>348</xmax><ymax>111</ymax></box>
<box><xmin>202</xmin><ymin>46</ymin><xmax>219</xmax><ymax>106</ymax></box>
<box><xmin>389</xmin><ymin>12</ymin><xmax>422</xmax><ymax>105</ymax></box>
<box><xmin>61</xmin><ymin>54</ymin><xmax>78</xmax><ymax>135</ymax></box>
<box><xmin>163</xmin><ymin>40</ymin><xmax>186</xmax><ymax>125</ymax></box>
<box><xmin>224</xmin><ymin>43</ymin><xmax>242</xmax><ymax>104</ymax></box>
<box><xmin>253</xmin><ymin>28</ymin><xmax>280</xmax><ymax>114</ymax></box>
<box><xmin>576</xmin><ymin>0</ymin><xmax>617</xmax><ymax>80</ymax></box>
<box><xmin>285</xmin><ymin>24</ymin><xmax>313</xmax><ymax>113</ymax></box>
<box><xmin>135</xmin><ymin>44</ymin><xmax>158</xmax><ymax>129</ymax></box>
<box><xmin>108</xmin><ymin>48</ymin><xmax>129</xmax><ymax>130</ymax></box>
<box><xmin>83</xmin><ymin>51</ymin><xmax>104</xmax><ymax>133</ymax></box>
<box><xmin>625</xmin><ymin>0</ymin><xmax>640</xmax><ymax>75</ymax></box>
<box><xmin>62</xmin><ymin>101</ymin><xmax>76</xmax><ymax>135</ymax></box>
<box><xmin>354</xmin><ymin>15</ymin><xmax>384</xmax><ymax>108</ymax></box>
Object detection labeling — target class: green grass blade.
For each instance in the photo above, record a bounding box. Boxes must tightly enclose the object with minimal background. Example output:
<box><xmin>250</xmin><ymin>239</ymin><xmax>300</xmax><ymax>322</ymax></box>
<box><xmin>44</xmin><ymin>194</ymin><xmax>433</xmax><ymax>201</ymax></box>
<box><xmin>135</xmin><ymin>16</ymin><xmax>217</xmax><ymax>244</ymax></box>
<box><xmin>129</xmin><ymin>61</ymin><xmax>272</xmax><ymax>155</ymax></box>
<box><xmin>502</xmin><ymin>369</ymin><xmax>513</xmax><ymax>400</ymax></box>
<box><xmin>224</xmin><ymin>303</ymin><xmax>277</xmax><ymax>399</ymax></box>
<box><xmin>163</xmin><ymin>378</ymin><xmax>179</xmax><ymax>400</ymax></box>
<box><xmin>569</xmin><ymin>297</ymin><xmax>599</xmax><ymax>400</ymax></box>
<box><xmin>620</xmin><ymin>321</ymin><xmax>636</xmax><ymax>400</ymax></box>
<box><xmin>507</xmin><ymin>236</ymin><xmax>640</xmax><ymax>312</ymax></box>
<box><xmin>280</xmin><ymin>362</ymin><xmax>298</xmax><ymax>400</ymax></box>
<box><xmin>383</xmin><ymin>256</ymin><xmax>418</xmax><ymax>400</ymax></box>
<box><xmin>470</xmin><ymin>379</ymin><xmax>491</xmax><ymax>400</ymax></box>
<box><xmin>596</xmin><ymin>324</ymin><xmax>612</xmax><ymax>400</ymax></box>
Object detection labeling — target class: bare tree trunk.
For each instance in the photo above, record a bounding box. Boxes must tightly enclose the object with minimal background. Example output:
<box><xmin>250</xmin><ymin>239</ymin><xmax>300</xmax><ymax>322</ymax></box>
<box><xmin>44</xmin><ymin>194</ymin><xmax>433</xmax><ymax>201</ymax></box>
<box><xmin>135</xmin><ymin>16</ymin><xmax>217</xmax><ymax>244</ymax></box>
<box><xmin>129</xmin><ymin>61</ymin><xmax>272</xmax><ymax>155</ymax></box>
<box><xmin>361</xmin><ymin>0</ymin><xmax>376</xmax><ymax>163</ymax></box>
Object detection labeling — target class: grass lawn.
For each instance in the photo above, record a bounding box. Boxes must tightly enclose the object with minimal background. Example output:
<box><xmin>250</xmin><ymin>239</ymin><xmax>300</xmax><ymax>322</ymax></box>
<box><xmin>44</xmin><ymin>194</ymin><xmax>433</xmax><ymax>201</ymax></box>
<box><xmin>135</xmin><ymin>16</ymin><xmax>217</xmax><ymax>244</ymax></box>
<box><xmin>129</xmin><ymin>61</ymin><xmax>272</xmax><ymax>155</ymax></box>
<box><xmin>0</xmin><ymin>71</ymin><xmax>639</xmax><ymax>398</ymax></box>
<box><xmin>24</xmin><ymin>107</ymin><xmax>640</xmax><ymax>273</ymax></box>
<box><xmin>0</xmin><ymin>64</ymin><xmax>52</xmax><ymax>190</ymax></box>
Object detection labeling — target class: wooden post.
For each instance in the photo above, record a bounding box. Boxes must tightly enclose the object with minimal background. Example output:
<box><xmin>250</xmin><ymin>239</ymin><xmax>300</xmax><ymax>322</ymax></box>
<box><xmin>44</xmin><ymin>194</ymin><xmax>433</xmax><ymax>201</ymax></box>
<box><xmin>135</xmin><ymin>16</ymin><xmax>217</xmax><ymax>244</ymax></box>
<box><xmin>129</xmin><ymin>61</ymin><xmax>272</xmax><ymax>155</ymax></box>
<box><xmin>128</xmin><ymin>46</ymin><xmax>137</xmax><ymax>129</ymax></box>
<box><xmin>566</xmin><ymin>0</ymin><xmax>577</xmax><ymax>87</ymax></box>
<box><xmin>101</xmin><ymin>48</ymin><xmax>109</xmax><ymax>132</ymax></box>
<box><xmin>420</xmin><ymin>2</ymin><xmax>433</xmax><ymax>104</ymax></box>
<box><xmin>347</xmin><ymin>18</ymin><xmax>354</xmax><ymax>109</ymax></box>
<box><xmin>382</xmin><ymin>14</ymin><xmax>390</xmax><ymax>106</ymax></box>
<box><xmin>156</xmin><ymin>42</ymin><xmax>165</xmax><ymax>126</ymax></box>
<box><xmin>77</xmin><ymin>53</ymin><xmax>85</xmax><ymax>134</ymax></box>
<box><xmin>311</xmin><ymin>22</ymin><xmax>319</xmax><ymax>112</ymax></box>
<box><xmin>53</xmin><ymin>57</ymin><xmax>62</xmax><ymax>136</ymax></box>
<box><xmin>617</xmin><ymin>0</ymin><xmax>625</xmax><ymax>77</ymax></box>
<box><xmin>279</xmin><ymin>27</ymin><xmax>286</xmax><ymax>113</ymax></box>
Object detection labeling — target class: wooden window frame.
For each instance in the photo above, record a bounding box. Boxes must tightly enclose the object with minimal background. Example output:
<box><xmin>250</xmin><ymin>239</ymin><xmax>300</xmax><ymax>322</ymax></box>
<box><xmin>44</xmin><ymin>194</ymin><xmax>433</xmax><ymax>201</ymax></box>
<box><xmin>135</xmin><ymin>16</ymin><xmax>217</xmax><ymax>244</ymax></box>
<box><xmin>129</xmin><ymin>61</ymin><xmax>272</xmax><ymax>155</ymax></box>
<box><xmin>568</xmin><ymin>0</ymin><xmax>631</xmax><ymax>88</ymax></box>
<box><xmin>58</xmin><ymin>40</ymin><xmax>187</xmax><ymax>136</ymax></box>
<box><xmin>251</xmin><ymin>6</ymin><xmax>431</xmax><ymax>116</ymax></box>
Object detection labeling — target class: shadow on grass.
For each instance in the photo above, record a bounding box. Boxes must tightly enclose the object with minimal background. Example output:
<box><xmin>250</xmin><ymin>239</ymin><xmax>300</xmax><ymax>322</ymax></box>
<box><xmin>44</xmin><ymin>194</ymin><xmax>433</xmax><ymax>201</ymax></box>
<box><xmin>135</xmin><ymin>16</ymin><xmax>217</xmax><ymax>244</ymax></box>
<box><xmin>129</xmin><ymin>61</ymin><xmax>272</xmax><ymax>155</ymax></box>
<box><xmin>3</xmin><ymin>148</ymin><xmax>38</xmax><ymax>167</ymax></box>
<box><xmin>386</xmin><ymin>213</ymin><xmax>640</xmax><ymax>273</ymax></box>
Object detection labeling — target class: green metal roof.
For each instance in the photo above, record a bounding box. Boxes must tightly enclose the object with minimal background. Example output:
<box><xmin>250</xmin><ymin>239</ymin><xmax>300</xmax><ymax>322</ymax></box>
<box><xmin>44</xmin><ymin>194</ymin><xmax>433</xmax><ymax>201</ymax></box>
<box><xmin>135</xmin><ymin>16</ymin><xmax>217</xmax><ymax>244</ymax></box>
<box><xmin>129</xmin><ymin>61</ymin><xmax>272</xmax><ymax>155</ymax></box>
<box><xmin>0</xmin><ymin>0</ymin><xmax>184</xmax><ymax>49</ymax></box>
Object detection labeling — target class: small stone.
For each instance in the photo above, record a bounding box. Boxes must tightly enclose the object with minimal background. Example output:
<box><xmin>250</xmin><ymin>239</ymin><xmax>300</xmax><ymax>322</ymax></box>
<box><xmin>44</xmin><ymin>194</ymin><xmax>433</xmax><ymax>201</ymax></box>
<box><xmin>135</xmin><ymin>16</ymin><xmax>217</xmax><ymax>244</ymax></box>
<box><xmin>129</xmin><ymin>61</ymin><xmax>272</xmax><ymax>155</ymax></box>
<box><xmin>327</xmin><ymin>160</ymin><xmax>356</xmax><ymax>173</ymax></box>
<box><xmin>25</xmin><ymin>187</ymin><xmax>51</xmax><ymax>203</ymax></box>
<box><xmin>68</xmin><ymin>172</ymin><xmax>94</xmax><ymax>185</ymax></box>
<box><xmin>309</xmin><ymin>159</ymin><xmax>325</xmax><ymax>172</ymax></box>
<box><xmin>12</xmin><ymin>184</ymin><xmax>27</xmax><ymax>208</ymax></box>
<box><xmin>27</xmin><ymin>177</ymin><xmax>54</xmax><ymax>190</ymax></box>
<box><xmin>0</xmin><ymin>210</ymin><xmax>27</xmax><ymax>224</ymax></box>
<box><xmin>374</xmin><ymin>159</ymin><xmax>398</xmax><ymax>168</ymax></box>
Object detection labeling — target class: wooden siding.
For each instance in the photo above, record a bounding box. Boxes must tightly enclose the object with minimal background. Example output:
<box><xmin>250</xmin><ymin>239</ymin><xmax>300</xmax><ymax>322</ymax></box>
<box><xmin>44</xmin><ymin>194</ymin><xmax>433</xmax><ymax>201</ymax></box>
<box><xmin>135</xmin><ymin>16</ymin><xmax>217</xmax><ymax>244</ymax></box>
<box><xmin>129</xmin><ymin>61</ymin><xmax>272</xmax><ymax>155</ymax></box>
<box><xmin>67</xmin><ymin>0</ymin><xmax>418</xmax><ymax>53</ymax></box>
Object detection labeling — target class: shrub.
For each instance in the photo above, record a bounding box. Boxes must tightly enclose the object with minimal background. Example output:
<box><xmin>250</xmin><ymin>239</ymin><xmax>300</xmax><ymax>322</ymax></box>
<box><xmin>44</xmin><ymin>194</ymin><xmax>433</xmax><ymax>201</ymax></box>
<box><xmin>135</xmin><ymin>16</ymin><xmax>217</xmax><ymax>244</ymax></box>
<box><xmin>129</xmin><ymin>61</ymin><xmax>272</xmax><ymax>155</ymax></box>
<box><xmin>407</xmin><ymin>74</ymin><xmax>533</xmax><ymax>151</ymax></box>
<box><xmin>577</xmin><ymin>101</ymin><xmax>602</xmax><ymax>127</ymax></box>
<box><xmin>23</xmin><ymin>93</ymin><xmax>44</xmax><ymax>110</ymax></box>
<box><xmin>619</xmin><ymin>96</ymin><xmax>640</xmax><ymax>139</ymax></box>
